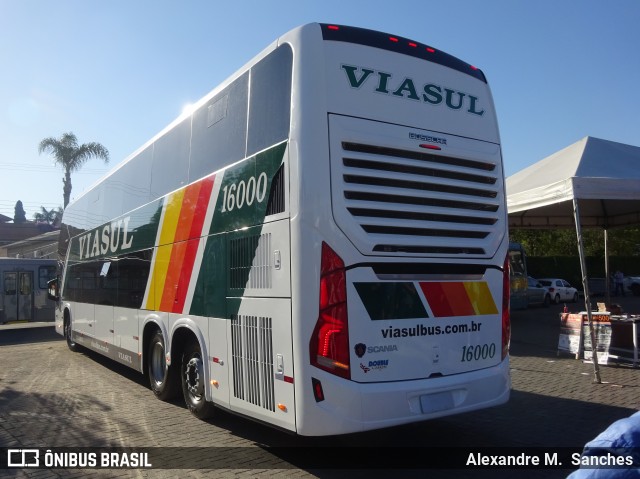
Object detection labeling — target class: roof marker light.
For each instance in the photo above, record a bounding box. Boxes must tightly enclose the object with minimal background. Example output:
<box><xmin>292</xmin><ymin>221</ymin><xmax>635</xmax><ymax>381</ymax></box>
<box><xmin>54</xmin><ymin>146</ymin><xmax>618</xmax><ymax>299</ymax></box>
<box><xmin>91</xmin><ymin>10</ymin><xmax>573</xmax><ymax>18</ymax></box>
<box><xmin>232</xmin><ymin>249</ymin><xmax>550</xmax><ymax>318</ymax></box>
<box><xmin>327</xmin><ymin>25</ymin><xmax>339</xmax><ymax>30</ymax></box>
<box><xmin>408</xmin><ymin>42</ymin><xmax>417</xmax><ymax>48</ymax></box>
<box><xmin>470</xmin><ymin>65</ymin><xmax>479</xmax><ymax>70</ymax></box>
<box><xmin>426</xmin><ymin>47</ymin><xmax>435</xmax><ymax>53</ymax></box>
<box><xmin>389</xmin><ymin>36</ymin><xmax>399</xmax><ymax>42</ymax></box>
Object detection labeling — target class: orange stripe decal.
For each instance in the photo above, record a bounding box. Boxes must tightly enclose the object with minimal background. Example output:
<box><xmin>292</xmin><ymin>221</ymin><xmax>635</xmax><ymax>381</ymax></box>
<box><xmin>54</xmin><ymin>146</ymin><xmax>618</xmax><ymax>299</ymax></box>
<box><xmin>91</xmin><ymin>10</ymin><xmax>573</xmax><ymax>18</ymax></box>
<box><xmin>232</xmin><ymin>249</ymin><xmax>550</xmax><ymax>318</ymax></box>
<box><xmin>160</xmin><ymin>240</ymin><xmax>188</xmax><ymax>311</ymax></box>
<box><xmin>420</xmin><ymin>282</ymin><xmax>496</xmax><ymax>317</ymax></box>
<box><xmin>155</xmin><ymin>175</ymin><xmax>216</xmax><ymax>313</ymax></box>
<box><xmin>172</xmin><ymin>176</ymin><xmax>215</xmax><ymax>312</ymax></box>
<box><xmin>174</xmin><ymin>181</ymin><xmax>203</xmax><ymax>243</ymax></box>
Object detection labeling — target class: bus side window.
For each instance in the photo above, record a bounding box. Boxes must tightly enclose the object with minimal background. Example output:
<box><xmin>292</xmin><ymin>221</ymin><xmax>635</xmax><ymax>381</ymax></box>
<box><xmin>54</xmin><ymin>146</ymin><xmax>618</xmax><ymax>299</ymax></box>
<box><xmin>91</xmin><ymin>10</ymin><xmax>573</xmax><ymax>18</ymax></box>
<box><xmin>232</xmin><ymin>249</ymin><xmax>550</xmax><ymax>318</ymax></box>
<box><xmin>4</xmin><ymin>273</ymin><xmax>16</xmax><ymax>295</ymax></box>
<box><xmin>39</xmin><ymin>265</ymin><xmax>57</xmax><ymax>289</ymax></box>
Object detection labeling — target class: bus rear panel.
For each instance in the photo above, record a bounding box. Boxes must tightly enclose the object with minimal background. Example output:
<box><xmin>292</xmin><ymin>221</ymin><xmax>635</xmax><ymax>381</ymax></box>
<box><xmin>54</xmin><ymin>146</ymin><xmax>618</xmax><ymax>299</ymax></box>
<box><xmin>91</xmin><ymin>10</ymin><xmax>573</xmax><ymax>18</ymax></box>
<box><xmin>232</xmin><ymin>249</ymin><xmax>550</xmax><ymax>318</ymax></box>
<box><xmin>290</xmin><ymin>24</ymin><xmax>509</xmax><ymax>435</ymax></box>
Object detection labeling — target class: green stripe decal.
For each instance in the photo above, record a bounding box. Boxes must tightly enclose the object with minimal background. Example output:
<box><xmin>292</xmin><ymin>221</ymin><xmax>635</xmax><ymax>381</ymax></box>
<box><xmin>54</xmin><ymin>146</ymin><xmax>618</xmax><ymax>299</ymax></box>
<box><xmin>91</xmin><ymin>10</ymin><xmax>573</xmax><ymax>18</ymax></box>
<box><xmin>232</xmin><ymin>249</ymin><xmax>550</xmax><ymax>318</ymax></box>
<box><xmin>208</xmin><ymin>143</ymin><xmax>287</xmax><ymax>235</ymax></box>
<box><xmin>354</xmin><ymin>282</ymin><xmax>428</xmax><ymax>320</ymax></box>
<box><xmin>189</xmin><ymin>142</ymin><xmax>287</xmax><ymax>318</ymax></box>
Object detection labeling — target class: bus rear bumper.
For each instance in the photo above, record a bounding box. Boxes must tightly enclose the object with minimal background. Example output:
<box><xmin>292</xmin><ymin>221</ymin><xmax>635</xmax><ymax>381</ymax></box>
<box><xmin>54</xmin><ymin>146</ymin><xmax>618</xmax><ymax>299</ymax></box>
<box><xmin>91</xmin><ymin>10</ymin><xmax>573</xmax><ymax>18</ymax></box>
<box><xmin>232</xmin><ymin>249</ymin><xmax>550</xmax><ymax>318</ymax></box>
<box><xmin>298</xmin><ymin>358</ymin><xmax>510</xmax><ymax>436</ymax></box>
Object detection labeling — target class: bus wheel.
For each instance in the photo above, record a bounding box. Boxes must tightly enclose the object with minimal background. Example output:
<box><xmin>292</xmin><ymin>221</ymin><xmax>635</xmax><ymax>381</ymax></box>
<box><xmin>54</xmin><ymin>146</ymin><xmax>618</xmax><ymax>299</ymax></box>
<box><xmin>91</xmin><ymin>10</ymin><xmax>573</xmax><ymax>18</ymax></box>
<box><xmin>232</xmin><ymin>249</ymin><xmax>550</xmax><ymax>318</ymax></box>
<box><xmin>64</xmin><ymin>314</ymin><xmax>79</xmax><ymax>352</ymax></box>
<box><xmin>182</xmin><ymin>341</ymin><xmax>214</xmax><ymax>419</ymax></box>
<box><xmin>148</xmin><ymin>330</ymin><xmax>179</xmax><ymax>401</ymax></box>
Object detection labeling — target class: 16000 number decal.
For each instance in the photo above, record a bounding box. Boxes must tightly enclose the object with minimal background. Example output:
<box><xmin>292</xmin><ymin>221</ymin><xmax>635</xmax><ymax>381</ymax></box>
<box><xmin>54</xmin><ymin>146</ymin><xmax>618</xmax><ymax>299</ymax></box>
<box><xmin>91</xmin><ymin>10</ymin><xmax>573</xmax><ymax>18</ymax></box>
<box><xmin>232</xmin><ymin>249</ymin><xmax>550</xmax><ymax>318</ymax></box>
<box><xmin>220</xmin><ymin>172</ymin><xmax>268</xmax><ymax>213</ymax></box>
<box><xmin>461</xmin><ymin>343</ymin><xmax>496</xmax><ymax>362</ymax></box>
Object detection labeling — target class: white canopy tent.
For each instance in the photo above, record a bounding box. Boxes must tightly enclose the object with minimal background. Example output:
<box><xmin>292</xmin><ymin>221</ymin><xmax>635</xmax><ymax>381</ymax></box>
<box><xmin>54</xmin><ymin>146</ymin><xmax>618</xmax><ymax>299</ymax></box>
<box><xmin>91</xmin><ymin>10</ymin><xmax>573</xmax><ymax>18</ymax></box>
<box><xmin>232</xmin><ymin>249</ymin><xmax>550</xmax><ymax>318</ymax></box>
<box><xmin>506</xmin><ymin>136</ymin><xmax>640</xmax><ymax>382</ymax></box>
<box><xmin>508</xmin><ymin>136</ymin><xmax>640</xmax><ymax>229</ymax></box>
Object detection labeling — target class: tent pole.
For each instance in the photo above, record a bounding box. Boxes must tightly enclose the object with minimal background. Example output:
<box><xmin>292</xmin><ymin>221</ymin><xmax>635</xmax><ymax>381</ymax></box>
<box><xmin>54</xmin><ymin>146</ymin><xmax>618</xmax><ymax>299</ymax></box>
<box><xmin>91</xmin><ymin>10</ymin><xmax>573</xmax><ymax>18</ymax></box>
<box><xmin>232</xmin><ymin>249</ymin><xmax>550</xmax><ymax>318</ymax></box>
<box><xmin>604</xmin><ymin>229</ymin><xmax>611</xmax><ymax>306</ymax></box>
<box><xmin>573</xmin><ymin>197</ymin><xmax>602</xmax><ymax>383</ymax></box>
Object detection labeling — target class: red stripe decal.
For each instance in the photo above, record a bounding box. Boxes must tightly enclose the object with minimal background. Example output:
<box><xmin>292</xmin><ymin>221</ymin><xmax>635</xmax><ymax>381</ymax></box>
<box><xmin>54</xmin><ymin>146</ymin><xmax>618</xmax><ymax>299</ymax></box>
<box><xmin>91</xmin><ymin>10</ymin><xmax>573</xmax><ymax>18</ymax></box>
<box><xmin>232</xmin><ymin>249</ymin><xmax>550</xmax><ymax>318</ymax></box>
<box><xmin>160</xmin><ymin>240</ymin><xmax>188</xmax><ymax>311</ymax></box>
<box><xmin>159</xmin><ymin>175</ymin><xmax>216</xmax><ymax>313</ymax></box>
<box><xmin>189</xmin><ymin>176</ymin><xmax>215</xmax><ymax>238</ymax></box>
<box><xmin>172</xmin><ymin>238</ymin><xmax>199</xmax><ymax>313</ymax></box>
<box><xmin>172</xmin><ymin>176</ymin><xmax>215</xmax><ymax>312</ymax></box>
<box><xmin>420</xmin><ymin>282</ymin><xmax>475</xmax><ymax>317</ymax></box>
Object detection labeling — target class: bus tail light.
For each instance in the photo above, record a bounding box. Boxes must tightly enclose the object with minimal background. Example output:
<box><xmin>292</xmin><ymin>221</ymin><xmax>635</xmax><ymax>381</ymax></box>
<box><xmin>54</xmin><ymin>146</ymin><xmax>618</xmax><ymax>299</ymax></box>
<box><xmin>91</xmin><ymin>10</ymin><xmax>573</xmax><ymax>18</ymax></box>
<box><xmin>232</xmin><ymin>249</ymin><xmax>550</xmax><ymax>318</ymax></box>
<box><xmin>502</xmin><ymin>254</ymin><xmax>511</xmax><ymax>360</ymax></box>
<box><xmin>310</xmin><ymin>242</ymin><xmax>350</xmax><ymax>379</ymax></box>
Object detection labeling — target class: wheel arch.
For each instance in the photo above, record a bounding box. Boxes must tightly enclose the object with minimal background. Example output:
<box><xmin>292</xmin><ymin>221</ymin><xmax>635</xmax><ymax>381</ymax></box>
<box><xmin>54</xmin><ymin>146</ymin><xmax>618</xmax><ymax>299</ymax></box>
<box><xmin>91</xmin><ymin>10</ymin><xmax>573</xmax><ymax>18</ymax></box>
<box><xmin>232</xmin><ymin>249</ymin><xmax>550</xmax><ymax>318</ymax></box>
<box><xmin>63</xmin><ymin>306</ymin><xmax>74</xmax><ymax>337</ymax></box>
<box><xmin>141</xmin><ymin>313</ymin><xmax>170</xmax><ymax>375</ymax></box>
<box><xmin>171</xmin><ymin>319</ymin><xmax>211</xmax><ymax>402</ymax></box>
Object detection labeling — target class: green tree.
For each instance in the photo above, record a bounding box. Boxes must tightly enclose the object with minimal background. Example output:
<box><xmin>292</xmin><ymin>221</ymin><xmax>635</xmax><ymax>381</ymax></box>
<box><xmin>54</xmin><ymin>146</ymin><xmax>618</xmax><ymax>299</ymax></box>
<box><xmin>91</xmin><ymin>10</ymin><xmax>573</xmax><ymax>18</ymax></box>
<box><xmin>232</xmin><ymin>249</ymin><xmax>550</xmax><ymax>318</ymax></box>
<box><xmin>33</xmin><ymin>206</ymin><xmax>63</xmax><ymax>226</ymax></box>
<box><xmin>38</xmin><ymin>132</ymin><xmax>109</xmax><ymax>208</ymax></box>
<box><xmin>13</xmin><ymin>200</ymin><xmax>27</xmax><ymax>224</ymax></box>
<box><xmin>510</xmin><ymin>227</ymin><xmax>640</xmax><ymax>257</ymax></box>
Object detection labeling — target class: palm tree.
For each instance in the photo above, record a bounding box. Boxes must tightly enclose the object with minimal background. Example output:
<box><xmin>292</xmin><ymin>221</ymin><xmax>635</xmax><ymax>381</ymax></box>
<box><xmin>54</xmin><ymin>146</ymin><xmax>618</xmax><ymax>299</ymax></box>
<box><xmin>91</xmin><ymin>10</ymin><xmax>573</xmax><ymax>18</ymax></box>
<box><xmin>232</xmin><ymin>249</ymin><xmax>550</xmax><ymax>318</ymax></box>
<box><xmin>34</xmin><ymin>206</ymin><xmax>63</xmax><ymax>226</ymax></box>
<box><xmin>38</xmin><ymin>132</ymin><xmax>109</xmax><ymax>208</ymax></box>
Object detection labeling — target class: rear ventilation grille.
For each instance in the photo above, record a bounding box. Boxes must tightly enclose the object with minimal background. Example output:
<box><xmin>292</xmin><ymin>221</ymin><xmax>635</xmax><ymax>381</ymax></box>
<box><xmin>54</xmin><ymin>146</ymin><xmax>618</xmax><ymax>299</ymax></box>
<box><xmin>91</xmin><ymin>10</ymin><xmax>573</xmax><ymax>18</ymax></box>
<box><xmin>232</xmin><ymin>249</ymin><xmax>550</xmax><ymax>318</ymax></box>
<box><xmin>342</xmin><ymin>142</ymin><xmax>496</xmax><ymax>171</ymax></box>
<box><xmin>229</xmin><ymin>233</ymin><xmax>272</xmax><ymax>290</ymax></box>
<box><xmin>330</xmin><ymin>122</ymin><xmax>504</xmax><ymax>258</ymax></box>
<box><xmin>231</xmin><ymin>314</ymin><xmax>275</xmax><ymax>412</ymax></box>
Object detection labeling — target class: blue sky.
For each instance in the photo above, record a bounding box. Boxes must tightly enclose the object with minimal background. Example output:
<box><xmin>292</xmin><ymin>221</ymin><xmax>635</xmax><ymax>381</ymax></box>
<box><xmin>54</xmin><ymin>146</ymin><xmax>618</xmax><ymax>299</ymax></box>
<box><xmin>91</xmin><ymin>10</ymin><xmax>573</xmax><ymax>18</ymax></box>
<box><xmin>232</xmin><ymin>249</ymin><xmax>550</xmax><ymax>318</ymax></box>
<box><xmin>1</xmin><ymin>0</ymin><xmax>639</xmax><ymax>220</ymax></box>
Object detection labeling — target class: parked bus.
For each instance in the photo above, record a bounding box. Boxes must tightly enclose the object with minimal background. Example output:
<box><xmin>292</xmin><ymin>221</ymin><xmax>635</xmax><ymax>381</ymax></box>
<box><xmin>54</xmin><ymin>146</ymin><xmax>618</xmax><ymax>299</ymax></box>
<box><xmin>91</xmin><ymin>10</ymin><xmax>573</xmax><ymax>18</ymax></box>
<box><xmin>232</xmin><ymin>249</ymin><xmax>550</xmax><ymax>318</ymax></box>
<box><xmin>48</xmin><ymin>23</ymin><xmax>510</xmax><ymax>436</ymax></box>
<box><xmin>508</xmin><ymin>242</ymin><xmax>528</xmax><ymax>310</ymax></box>
<box><xmin>1</xmin><ymin>258</ymin><xmax>57</xmax><ymax>323</ymax></box>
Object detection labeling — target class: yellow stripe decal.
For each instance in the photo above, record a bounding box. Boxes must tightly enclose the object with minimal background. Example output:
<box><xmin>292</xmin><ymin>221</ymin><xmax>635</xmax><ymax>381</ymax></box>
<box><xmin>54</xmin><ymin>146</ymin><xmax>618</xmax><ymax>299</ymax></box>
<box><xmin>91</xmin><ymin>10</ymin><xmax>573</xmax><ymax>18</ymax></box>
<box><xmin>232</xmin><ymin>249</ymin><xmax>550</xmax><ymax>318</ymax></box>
<box><xmin>145</xmin><ymin>189</ymin><xmax>185</xmax><ymax>310</ymax></box>
<box><xmin>463</xmin><ymin>281</ymin><xmax>498</xmax><ymax>315</ymax></box>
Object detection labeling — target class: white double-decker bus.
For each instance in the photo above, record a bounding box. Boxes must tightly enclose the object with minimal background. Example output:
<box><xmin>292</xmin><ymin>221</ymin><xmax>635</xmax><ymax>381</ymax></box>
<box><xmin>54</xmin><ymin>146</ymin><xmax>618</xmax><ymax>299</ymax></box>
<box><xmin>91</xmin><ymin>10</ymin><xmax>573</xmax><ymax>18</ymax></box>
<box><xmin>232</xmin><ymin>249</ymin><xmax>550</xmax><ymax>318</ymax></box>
<box><xmin>49</xmin><ymin>23</ymin><xmax>510</xmax><ymax>436</ymax></box>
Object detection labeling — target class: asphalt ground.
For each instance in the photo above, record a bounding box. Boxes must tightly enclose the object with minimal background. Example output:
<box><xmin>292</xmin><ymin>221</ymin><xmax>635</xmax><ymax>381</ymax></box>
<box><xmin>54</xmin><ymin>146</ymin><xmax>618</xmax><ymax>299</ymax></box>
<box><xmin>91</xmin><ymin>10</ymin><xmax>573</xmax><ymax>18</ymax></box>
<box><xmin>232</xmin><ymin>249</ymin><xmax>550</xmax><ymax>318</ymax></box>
<box><xmin>0</xmin><ymin>295</ymin><xmax>639</xmax><ymax>479</ymax></box>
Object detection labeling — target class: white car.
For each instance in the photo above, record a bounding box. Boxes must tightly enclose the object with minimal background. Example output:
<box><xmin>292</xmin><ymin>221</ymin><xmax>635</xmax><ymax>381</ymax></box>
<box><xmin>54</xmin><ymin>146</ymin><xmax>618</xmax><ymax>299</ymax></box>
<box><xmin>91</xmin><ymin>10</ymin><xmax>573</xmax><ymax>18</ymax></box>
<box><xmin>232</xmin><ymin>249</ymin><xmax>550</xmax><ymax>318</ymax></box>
<box><xmin>527</xmin><ymin>276</ymin><xmax>551</xmax><ymax>307</ymax></box>
<box><xmin>538</xmin><ymin>278</ymin><xmax>579</xmax><ymax>304</ymax></box>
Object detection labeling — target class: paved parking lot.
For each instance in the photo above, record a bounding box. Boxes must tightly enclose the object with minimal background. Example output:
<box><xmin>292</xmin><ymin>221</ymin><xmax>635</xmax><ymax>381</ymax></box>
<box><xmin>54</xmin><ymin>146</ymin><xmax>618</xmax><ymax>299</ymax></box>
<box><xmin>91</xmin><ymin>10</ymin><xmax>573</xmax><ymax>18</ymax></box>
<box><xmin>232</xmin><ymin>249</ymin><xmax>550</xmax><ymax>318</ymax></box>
<box><xmin>1</xmin><ymin>296</ymin><xmax>639</xmax><ymax>478</ymax></box>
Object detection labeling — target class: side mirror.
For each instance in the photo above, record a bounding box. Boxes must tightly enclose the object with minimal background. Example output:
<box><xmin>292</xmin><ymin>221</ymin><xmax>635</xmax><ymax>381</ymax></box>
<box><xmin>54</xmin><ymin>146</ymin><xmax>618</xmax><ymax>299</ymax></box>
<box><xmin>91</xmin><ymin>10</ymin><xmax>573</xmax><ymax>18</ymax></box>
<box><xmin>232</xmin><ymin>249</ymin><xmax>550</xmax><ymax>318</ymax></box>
<box><xmin>47</xmin><ymin>277</ymin><xmax>60</xmax><ymax>302</ymax></box>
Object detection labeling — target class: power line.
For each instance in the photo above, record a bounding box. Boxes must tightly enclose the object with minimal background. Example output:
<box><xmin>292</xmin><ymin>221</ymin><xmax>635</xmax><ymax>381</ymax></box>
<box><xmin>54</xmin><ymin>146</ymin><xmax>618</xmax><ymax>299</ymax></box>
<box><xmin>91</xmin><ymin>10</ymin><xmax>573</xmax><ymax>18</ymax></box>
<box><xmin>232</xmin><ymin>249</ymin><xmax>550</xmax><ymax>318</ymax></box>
<box><xmin>0</xmin><ymin>162</ymin><xmax>109</xmax><ymax>174</ymax></box>
<box><xmin>0</xmin><ymin>200</ymin><xmax>62</xmax><ymax>209</ymax></box>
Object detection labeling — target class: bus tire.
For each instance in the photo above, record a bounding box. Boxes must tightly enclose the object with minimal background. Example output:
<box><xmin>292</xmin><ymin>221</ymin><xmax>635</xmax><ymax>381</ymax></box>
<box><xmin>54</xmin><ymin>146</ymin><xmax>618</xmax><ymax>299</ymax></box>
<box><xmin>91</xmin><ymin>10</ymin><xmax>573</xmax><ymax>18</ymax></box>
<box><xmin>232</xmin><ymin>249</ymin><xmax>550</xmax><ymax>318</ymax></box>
<box><xmin>148</xmin><ymin>330</ymin><xmax>180</xmax><ymax>401</ymax></box>
<box><xmin>64</xmin><ymin>313</ymin><xmax>79</xmax><ymax>352</ymax></box>
<box><xmin>182</xmin><ymin>340</ymin><xmax>214</xmax><ymax>419</ymax></box>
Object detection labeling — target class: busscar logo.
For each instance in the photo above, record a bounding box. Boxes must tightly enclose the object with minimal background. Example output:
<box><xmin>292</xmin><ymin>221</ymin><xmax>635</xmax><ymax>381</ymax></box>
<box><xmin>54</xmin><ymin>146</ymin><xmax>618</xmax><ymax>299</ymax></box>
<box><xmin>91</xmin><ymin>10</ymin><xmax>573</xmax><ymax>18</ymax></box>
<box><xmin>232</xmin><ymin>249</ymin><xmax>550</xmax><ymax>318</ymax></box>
<box><xmin>409</xmin><ymin>132</ymin><xmax>447</xmax><ymax>145</ymax></box>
